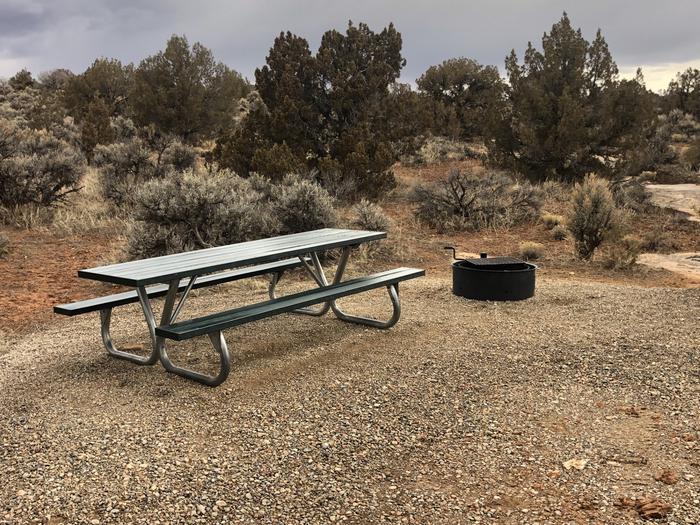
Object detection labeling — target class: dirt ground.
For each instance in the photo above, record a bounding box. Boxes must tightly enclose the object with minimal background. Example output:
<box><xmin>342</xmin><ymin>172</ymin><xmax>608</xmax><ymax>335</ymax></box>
<box><xmin>0</xmin><ymin>276</ymin><xmax>698</xmax><ymax>524</ymax></box>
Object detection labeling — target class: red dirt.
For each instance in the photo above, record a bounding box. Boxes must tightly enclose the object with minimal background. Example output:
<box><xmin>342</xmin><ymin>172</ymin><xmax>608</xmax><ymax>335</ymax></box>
<box><xmin>0</xmin><ymin>229</ymin><xmax>124</xmax><ymax>333</ymax></box>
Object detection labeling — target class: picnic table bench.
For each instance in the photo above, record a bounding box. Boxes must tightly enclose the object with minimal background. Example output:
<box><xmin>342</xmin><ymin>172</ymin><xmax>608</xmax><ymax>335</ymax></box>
<box><xmin>55</xmin><ymin>229</ymin><xmax>424</xmax><ymax>386</ymax></box>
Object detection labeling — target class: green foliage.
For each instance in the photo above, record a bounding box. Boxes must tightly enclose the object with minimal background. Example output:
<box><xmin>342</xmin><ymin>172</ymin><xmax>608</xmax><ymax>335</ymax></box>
<box><xmin>251</xmin><ymin>142</ymin><xmax>304</xmax><ymax>180</ymax></box>
<box><xmin>131</xmin><ymin>35</ymin><xmax>250</xmax><ymax>141</ymax></box>
<box><xmin>0</xmin><ymin>118</ymin><xmax>85</xmax><ymax>208</ymax></box>
<box><xmin>665</xmin><ymin>68</ymin><xmax>700</xmax><ymax>119</ymax></box>
<box><xmin>417</xmin><ymin>58</ymin><xmax>505</xmax><ymax>139</ymax></box>
<box><xmin>38</xmin><ymin>69</ymin><xmax>74</xmax><ymax>91</ymax></box>
<box><xmin>567</xmin><ymin>174</ymin><xmax>622</xmax><ymax>259</ymax></box>
<box><xmin>64</xmin><ymin>59</ymin><xmax>133</xmax><ymax>120</ymax></box>
<box><xmin>412</xmin><ymin>168</ymin><xmax>541</xmax><ymax>232</ymax></box>
<box><xmin>274</xmin><ymin>174</ymin><xmax>338</xmax><ymax>234</ymax></box>
<box><xmin>216</xmin><ymin>22</ymin><xmax>408</xmax><ymax>199</ymax></box>
<box><xmin>489</xmin><ymin>14</ymin><xmax>654</xmax><ymax>181</ymax></box>
<box><xmin>9</xmin><ymin>69</ymin><xmax>35</xmax><ymax>90</ymax></box>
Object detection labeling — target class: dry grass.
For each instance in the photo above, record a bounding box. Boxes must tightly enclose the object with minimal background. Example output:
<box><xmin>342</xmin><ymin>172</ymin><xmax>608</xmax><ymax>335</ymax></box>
<box><xmin>51</xmin><ymin>168</ymin><xmax>132</xmax><ymax>235</ymax></box>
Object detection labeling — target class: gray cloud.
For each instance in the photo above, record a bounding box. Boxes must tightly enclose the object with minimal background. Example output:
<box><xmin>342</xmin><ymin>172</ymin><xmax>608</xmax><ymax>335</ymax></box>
<box><xmin>0</xmin><ymin>0</ymin><xmax>698</xmax><ymax>91</ymax></box>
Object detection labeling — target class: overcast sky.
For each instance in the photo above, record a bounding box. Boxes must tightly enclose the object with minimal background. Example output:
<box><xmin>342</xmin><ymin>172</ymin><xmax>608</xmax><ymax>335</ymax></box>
<box><xmin>1</xmin><ymin>0</ymin><xmax>699</xmax><ymax>92</ymax></box>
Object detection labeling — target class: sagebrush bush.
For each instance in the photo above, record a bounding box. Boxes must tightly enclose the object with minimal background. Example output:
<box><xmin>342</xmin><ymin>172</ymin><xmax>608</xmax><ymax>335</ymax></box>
<box><xmin>518</xmin><ymin>241</ymin><xmax>544</xmax><ymax>260</ymax></box>
<box><xmin>0</xmin><ymin>118</ymin><xmax>85</xmax><ymax>209</ymax></box>
<box><xmin>613</xmin><ymin>180</ymin><xmax>651</xmax><ymax>212</ymax></box>
<box><xmin>161</xmin><ymin>140</ymin><xmax>197</xmax><ymax>171</ymax></box>
<box><xmin>127</xmin><ymin>169</ymin><xmax>281</xmax><ymax>259</ymax></box>
<box><xmin>127</xmin><ymin>170</ymin><xmax>339</xmax><ymax>259</ymax></box>
<box><xmin>274</xmin><ymin>174</ymin><xmax>338</xmax><ymax>234</ymax></box>
<box><xmin>414</xmin><ymin>136</ymin><xmax>472</xmax><ymax>164</ymax></box>
<box><xmin>640</xmin><ymin>227</ymin><xmax>679</xmax><ymax>253</ymax></box>
<box><xmin>352</xmin><ymin>199</ymin><xmax>391</xmax><ymax>231</ymax></box>
<box><xmin>95</xmin><ymin>133</ymin><xmax>197</xmax><ymax>206</ymax></box>
<box><xmin>602</xmin><ymin>235</ymin><xmax>642</xmax><ymax>269</ymax></box>
<box><xmin>0</xmin><ymin>231</ymin><xmax>10</xmax><ymax>259</ymax></box>
<box><xmin>94</xmin><ymin>137</ymin><xmax>156</xmax><ymax>206</ymax></box>
<box><xmin>539</xmin><ymin>180</ymin><xmax>571</xmax><ymax>203</ymax></box>
<box><xmin>412</xmin><ymin>168</ymin><xmax>541</xmax><ymax>232</ymax></box>
<box><xmin>541</xmin><ymin>213</ymin><xmax>564</xmax><ymax>229</ymax></box>
<box><xmin>567</xmin><ymin>174</ymin><xmax>622</xmax><ymax>260</ymax></box>
<box><xmin>683</xmin><ymin>138</ymin><xmax>700</xmax><ymax>170</ymax></box>
<box><xmin>551</xmin><ymin>224</ymin><xmax>568</xmax><ymax>240</ymax></box>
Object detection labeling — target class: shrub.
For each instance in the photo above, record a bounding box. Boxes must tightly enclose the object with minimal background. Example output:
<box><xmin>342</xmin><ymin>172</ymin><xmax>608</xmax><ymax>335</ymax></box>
<box><xmin>95</xmin><ymin>133</ymin><xmax>197</xmax><ymax>206</ymax></box>
<box><xmin>613</xmin><ymin>180</ymin><xmax>652</xmax><ymax>213</ymax></box>
<box><xmin>640</xmin><ymin>227</ymin><xmax>680</xmax><ymax>253</ymax></box>
<box><xmin>551</xmin><ymin>224</ymin><xmax>568</xmax><ymax>240</ymax></box>
<box><xmin>539</xmin><ymin>180</ymin><xmax>571</xmax><ymax>203</ymax></box>
<box><xmin>127</xmin><ymin>169</ymin><xmax>281</xmax><ymax>259</ymax></box>
<box><xmin>0</xmin><ymin>231</ymin><xmax>10</xmax><ymax>259</ymax></box>
<box><xmin>567</xmin><ymin>174</ymin><xmax>622</xmax><ymax>260</ymax></box>
<box><xmin>274</xmin><ymin>174</ymin><xmax>338</xmax><ymax>234</ymax></box>
<box><xmin>654</xmin><ymin>164</ymin><xmax>698</xmax><ymax>184</ymax></box>
<box><xmin>94</xmin><ymin>137</ymin><xmax>155</xmax><ymax>206</ymax></box>
<box><xmin>602</xmin><ymin>235</ymin><xmax>642</xmax><ymax>269</ymax></box>
<box><xmin>251</xmin><ymin>143</ymin><xmax>304</xmax><ymax>181</ymax></box>
<box><xmin>415</xmin><ymin>136</ymin><xmax>471</xmax><ymax>164</ymax></box>
<box><xmin>0</xmin><ymin>118</ymin><xmax>84</xmax><ymax>208</ymax></box>
<box><xmin>518</xmin><ymin>241</ymin><xmax>544</xmax><ymax>260</ymax></box>
<box><xmin>412</xmin><ymin>168</ymin><xmax>541</xmax><ymax>232</ymax></box>
<box><xmin>683</xmin><ymin>138</ymin><xmax>700</xmax><ymax>170</ymax></box>
<box><xmin>352</xmin><ymin>199</ymin><xmax>391</xmax><ymax>232</ymax></box>
<box><xmin>161</xmin><ymin>140</ymin><xmax>197</xmax><ymax>171</ymax></box>
<box><xmin>351</xmin><ymin>199</ymin><xmax>393</xmax><ymax>260</ymax></box>
<box><xmin>541</xmin><ymin>213</ymin><xmax>564</xmax><ymax>229</ymax></box>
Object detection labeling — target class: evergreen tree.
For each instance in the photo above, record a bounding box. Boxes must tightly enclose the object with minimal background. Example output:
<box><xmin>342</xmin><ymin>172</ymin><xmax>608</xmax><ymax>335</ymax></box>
<box><xmin>489</xmin><ymin>13</ymin><xmax>653</xmax><ymax>181</ymax></box>
<box><xmin>131</xmin><ymin>35</ymin><xmax>250</xmax><ymax>141</ymax></box>
<box><xmin>216</xmin><ymin>21</ymin><xmax>407</xmax><ymax>198</ymax></box>
<box><xmin>666</xmin><ymin>68</ymin><xmax>700</xmax><ymax>118</ymax></box>
<box><xmin>417</xmin><ymin>58</ymin><xmax>504</xmax><ymax>138</ymax></box>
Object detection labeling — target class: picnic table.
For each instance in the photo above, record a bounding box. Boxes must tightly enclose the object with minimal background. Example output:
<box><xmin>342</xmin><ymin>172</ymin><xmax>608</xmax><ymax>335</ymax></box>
<box><xmin>55</xmin><ymin>228</ymin><xmax>424</xmax><ymax>386</ymax></box>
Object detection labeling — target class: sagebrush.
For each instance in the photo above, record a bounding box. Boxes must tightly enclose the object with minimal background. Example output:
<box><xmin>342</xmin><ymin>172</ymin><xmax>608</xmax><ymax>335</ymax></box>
<box><xmin>412</xmin><ymin>168</ymin><xmax>541</xmax><ymax>232</ymax></box>
<box><xmin>567</xmin><ymin>174</ymin><xmax>622</xmax><ymax>260</ymax></box>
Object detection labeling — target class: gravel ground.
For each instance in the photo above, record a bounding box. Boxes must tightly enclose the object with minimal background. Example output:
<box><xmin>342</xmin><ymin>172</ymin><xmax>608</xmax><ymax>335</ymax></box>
<box><xmin>0</xmin><ymin>275</ymin><xmax>699</xmax><ymax>524</ymax></box>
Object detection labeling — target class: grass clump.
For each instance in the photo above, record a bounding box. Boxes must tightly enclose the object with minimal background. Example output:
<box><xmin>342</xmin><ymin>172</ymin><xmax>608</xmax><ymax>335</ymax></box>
<box><xmin>541</xmin><ymin>213</ymin><xmax>564</xmax><ymax>229</ymax></box>
<box><xmin>551</xmin><ymin>224</ymin><xmax>568</xmax><ymax>240</ymax></box>
<box><xmin>518</xmin><ymin>241</ymin><xmax>544</xmax><ymax>261</ymax></box>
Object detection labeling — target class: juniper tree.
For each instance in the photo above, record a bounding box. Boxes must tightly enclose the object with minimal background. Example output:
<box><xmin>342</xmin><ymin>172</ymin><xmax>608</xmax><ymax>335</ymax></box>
<box><xmin>488</xmin><ymin>13</ymin><xmax>654</xmax><ymax>181</ymax></box>
<box><xmin>131</xmin><ymin>35</ymin><xmax>250</xmax><ymax>142</ymax></box>
<box><xmin>417</xmin><ymin>58</ymin><xmax>504</xmax><ymax>139</ymax></box>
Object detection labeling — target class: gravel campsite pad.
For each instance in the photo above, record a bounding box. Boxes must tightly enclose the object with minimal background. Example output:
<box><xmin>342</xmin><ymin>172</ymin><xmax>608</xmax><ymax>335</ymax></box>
<box><xmin>1</xmin><ymin>277</ymin><xmax>699</xmax><ymax>524</ymax></box>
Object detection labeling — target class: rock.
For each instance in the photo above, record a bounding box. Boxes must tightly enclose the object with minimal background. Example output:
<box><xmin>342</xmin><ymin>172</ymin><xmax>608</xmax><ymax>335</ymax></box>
<box><xmin>654</xmin><ymin>469</ymin><xmax>679</xmax><ymax>485</ymax></box>
<box><xmin>562</xmin><ymin>459</ymin><xmax>588</xmax><ymax>471</ymax></box>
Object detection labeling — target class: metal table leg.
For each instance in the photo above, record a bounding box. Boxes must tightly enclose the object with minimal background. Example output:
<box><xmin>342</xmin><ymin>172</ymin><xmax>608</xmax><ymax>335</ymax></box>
<box><xmin>137</xmin><ymin>278</ymin><xmax>231</xmax><ymax>386</ymax></box>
